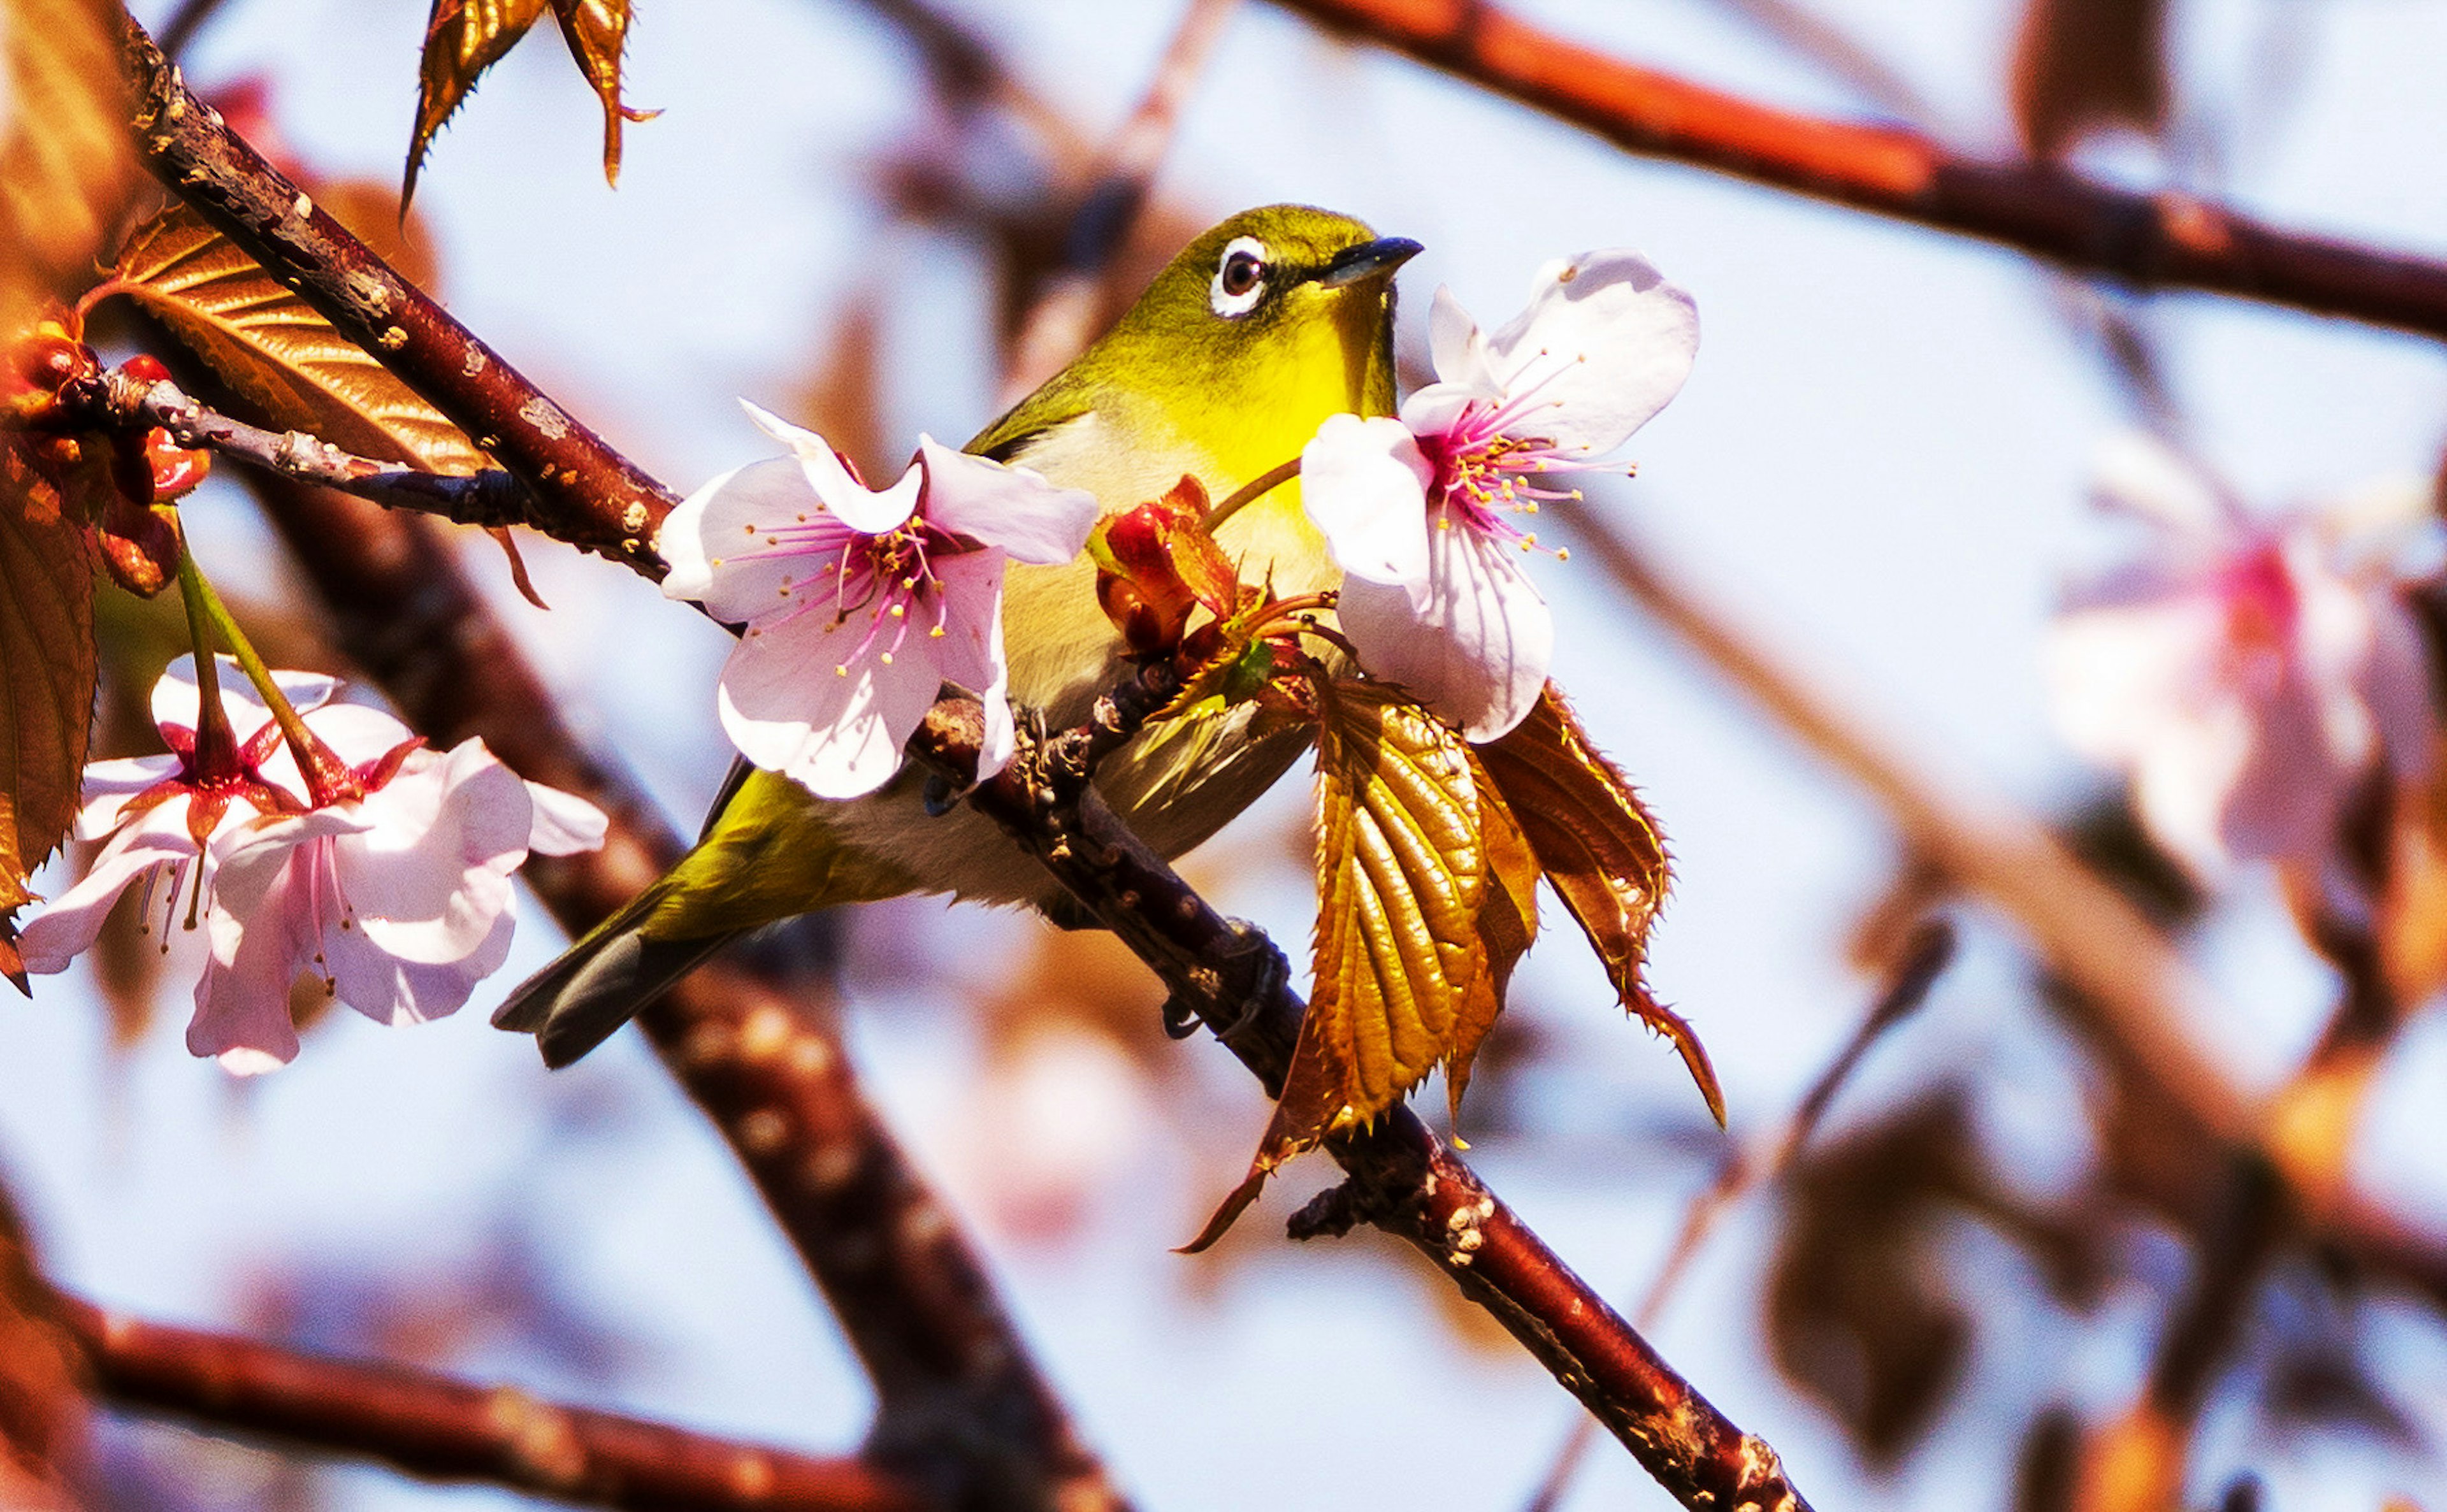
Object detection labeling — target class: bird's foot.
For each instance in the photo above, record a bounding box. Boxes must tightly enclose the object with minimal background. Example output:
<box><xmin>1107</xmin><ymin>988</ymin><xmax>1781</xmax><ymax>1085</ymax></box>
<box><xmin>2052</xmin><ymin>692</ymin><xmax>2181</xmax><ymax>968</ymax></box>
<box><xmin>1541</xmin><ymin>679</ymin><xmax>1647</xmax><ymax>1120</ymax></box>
<box><xmin>1160</xmin><ymin>917</ymin><xmax>1288</xmax><ymax>1046</ymax></box>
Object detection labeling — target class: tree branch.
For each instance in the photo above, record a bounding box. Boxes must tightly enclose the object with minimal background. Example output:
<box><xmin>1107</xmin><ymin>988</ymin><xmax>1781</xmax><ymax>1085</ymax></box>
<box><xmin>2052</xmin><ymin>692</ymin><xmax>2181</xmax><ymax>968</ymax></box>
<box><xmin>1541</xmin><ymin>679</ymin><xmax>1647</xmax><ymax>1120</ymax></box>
<box><xmin>57</xmin><ymin>1296</ymin><xmax>923</xmax><ymax>1512</ymax></box>
<box><xmin>50</xmin><ymin>367</ymin><xmax>533</xmax><ymax>529</ymax></box>
<box><xmin>1267</xmin><ymin>0</ymin><xmax>2447</xmax><ymax>342</ymax></box>
<box><xmin>120</xmin><ymin>22</ymin><xmax>676</xmax><ymax>574</ymax></box>
<box><xmin>903</xmin><ymin>678</ymin><xmax>1817</xmax><ymax>1512</ymax></box>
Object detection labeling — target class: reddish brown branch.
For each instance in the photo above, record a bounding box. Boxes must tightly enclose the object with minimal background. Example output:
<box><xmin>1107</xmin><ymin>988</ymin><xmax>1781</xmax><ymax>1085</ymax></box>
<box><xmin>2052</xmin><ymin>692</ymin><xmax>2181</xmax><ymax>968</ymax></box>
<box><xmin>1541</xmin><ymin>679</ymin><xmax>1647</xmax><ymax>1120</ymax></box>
<box><xmin>57</xmin><ymin>1297</ymin><xmax>923</xmax><ymax>1512</ymax></box>
<box><xmin>1269</xmin><ymin>0</ymin><xmax>2447</xmax><ymax>341</ymax></box>
<box><xmin>907</xmin><ymin>689</ymin><xmax>1815</xmax><ymax>1512</ymax></box>
<box><xmin>120</xmin><ymin>22</ymin><xmax>675</xmax><ymax>574</ymax></box>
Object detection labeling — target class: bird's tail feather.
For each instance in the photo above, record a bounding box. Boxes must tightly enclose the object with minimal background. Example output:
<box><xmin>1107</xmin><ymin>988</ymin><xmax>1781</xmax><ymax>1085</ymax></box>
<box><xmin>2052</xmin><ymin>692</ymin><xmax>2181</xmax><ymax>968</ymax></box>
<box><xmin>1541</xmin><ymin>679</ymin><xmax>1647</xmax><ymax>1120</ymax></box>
<box><xmin>492</xmin><ymin>890</ymin><xmax>736</xmax><ymax>1069</ymax></box>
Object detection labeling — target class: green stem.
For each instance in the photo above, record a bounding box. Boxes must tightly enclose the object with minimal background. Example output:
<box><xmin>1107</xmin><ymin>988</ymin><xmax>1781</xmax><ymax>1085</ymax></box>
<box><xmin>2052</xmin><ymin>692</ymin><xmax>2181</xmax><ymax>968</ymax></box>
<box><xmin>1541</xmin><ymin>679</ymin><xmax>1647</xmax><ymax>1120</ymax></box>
<box><xmin>170</xmin><ymin>517</ymin><xmax>242</xmax><ymax>778</ymax></box>
<box><xmin>177</xmin><ymin>529</ymin><xmax>357</xmax><ymax>803</ymax></box>
<box><xmin>1202</xmin><ymin>455</ymin><xmax>1302</xmax><ymax>535</ymax></box>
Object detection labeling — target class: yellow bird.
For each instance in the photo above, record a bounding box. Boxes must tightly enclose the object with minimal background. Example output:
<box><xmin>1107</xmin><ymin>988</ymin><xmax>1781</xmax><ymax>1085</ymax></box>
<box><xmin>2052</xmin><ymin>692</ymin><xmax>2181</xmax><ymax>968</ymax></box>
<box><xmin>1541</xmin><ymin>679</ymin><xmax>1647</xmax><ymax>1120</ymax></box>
<box><xmin>495</xmin><ymin>205</ymin><xmax>1418</xmax><ymax>1065</ymax></box>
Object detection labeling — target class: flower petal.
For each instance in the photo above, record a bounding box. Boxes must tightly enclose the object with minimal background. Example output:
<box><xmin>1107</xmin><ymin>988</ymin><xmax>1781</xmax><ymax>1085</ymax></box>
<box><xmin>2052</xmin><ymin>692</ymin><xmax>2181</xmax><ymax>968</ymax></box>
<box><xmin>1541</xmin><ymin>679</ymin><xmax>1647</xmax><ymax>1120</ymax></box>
<box><xmin>153</xmin><ymin>655</ymin><xmax>335</xmax><ymax>739</ymax></box>
<box><xmin>297</xmin><ymin>701</ymin><xmax>419</xmax><ymax>770</ymax></box>
<box><xmin>334</xmin><ymin>741</ymin><xmax>530</xmax><ymax>966</ymax></box>
<box><xmin>929</xmin><ymin>550</ymin><xmax>1016</xmax><ymax>781</ymax></box>
<box><xmin>1301</xmin><ymin>415</ymin><xmax>1433</xmax><ymax>588</ymax></box>
<box><xmin>329</xmin><ymin>906</ymin><xmax>515</xmax><ymax>1027</ymax></box>
<box><xmin>1426</xmin><ymin>286</ymin><xmax>1503</xmax><ymax>399</ymax></box>
<box><xmin>659</xmin><ymin>458</ymin><xmax>853</xmax><ymax>623</ymax></box>
<box><xmin>525</xmin><ymin>782</ymin><xmax>610</xmax><ymax>856</ymax></box>
<box><xmin>15</xmin><ymin>803</ymin><xmax>200</xmax><ymax>973</ymax></box>
<box><xmin>914</xmin><ymin>438</ymin><xmax>1099</xmax><ymax>565</ymax></box>
<box><xmin>714</xmin><ymin>616</ymin><xmax>942</xmax><ymax>799</ymax></box>
<box><xmin>1337</xmin><ymin>528</ymin><xmax>1554</xmax><ymax>741</ymax></box>
<box><xmin>72</xmin><ymin>755</ymin><xmax>182</xmax><ymax>840</ymax></box>
<box><xmin>2092</xmin><ymin>431</ymin><xmax>2229</xmax><ymax>538</ymax></box>
<box><xmin>740</xmin><ymin>400</ymin><xmax>920</xmax><ymax>535</ymax></box>
<box><xmin>1481</xmin><ymin>249</ymin><xmax>1699</xmax><ymax>458</ymax></box>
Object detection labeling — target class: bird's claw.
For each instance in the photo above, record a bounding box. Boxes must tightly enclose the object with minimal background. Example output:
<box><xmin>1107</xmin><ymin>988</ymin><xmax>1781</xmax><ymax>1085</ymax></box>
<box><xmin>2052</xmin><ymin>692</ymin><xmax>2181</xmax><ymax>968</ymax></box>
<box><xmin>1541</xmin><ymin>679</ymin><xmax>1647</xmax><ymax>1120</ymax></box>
<box><xmin>1159</xmin><ymin>918</ymin><xmax>1288</xmax><ymax>1046</ymax></box>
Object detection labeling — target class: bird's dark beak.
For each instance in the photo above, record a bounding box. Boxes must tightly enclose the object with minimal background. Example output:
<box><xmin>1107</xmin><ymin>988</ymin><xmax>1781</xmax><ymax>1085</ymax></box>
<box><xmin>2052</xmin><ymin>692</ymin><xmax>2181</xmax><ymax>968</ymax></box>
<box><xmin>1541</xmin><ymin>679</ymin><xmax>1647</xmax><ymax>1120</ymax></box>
<box><xmin>1315</xmin><ymin>236</ymin><xmax>1424</xmax><ymax>289</ymax></box>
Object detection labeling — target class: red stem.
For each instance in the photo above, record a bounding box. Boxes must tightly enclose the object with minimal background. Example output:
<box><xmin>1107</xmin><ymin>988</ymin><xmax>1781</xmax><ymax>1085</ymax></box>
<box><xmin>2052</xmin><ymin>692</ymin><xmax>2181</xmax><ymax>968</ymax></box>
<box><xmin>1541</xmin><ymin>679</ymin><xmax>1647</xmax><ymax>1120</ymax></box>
<box><xmin>1268</xmin><ymin>0</ymin><xmax>2447</xmax><ymax>342</ymax></box>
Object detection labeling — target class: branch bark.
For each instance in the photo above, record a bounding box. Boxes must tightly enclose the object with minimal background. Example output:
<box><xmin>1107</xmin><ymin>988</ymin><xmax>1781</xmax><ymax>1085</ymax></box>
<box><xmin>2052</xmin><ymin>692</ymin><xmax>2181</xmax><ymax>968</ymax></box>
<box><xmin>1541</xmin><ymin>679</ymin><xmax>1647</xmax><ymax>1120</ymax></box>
<box><xmin>1267</xmin><ymin>0</ymin><xmax>2447</xmax><ymax>342</ymax></box>
<box><xmin>59</xmin><ymin>1297</ymin><xmax>924</xmax><ymax>1512</ymax></box>
<box><xmin>120</xmin><ymin>24</ymin><xmax>675</xmax><ymax>573</ymax></box>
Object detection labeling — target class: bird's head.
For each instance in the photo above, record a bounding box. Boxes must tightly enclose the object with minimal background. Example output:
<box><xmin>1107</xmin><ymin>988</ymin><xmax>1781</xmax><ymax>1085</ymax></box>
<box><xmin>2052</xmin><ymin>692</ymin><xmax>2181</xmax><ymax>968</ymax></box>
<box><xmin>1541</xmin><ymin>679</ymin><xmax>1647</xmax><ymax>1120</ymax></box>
<box><xmin>1099</xmin><ymin>205</ymin><xmax>1421</xmax><ymax>443</ymax></box>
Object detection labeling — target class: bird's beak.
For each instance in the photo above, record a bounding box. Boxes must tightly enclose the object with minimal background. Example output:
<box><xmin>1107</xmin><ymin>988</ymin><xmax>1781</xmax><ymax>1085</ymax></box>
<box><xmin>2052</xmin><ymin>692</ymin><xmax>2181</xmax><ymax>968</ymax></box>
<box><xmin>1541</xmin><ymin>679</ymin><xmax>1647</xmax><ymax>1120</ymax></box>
<box><xmin>1315</xmin><ymin>236</ymin><xmax>1424</xmax><ymax>289</ymax></box>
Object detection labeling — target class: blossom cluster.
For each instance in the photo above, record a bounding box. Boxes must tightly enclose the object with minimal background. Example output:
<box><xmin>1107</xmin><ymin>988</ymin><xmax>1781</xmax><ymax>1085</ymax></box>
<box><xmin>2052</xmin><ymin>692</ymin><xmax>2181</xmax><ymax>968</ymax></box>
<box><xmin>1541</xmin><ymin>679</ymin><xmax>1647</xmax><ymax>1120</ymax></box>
<box><xmin>18</xmin><ymin>658</ymin><xmax>605</xmax><ymax>1072</ymax></box>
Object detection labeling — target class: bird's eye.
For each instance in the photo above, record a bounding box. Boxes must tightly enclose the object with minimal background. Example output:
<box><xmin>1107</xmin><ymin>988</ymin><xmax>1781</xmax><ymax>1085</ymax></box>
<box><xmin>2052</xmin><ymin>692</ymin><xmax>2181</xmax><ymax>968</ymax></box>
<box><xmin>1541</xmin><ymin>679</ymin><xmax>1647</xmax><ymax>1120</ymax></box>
<box><xmin>1209</xmin><ymin>236</ymin><xmax>1268</xmax><ymax>317</ymax></box>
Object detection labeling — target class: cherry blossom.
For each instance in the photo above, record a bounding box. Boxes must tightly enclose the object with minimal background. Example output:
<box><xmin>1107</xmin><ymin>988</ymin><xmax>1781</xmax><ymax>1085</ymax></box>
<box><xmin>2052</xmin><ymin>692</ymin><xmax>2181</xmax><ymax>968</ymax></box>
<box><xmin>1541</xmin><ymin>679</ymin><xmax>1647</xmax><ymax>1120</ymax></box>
<box><xmin>17</xmin><ymin>656</ymin><xmax>607</xmax><ymax>1074</ymax></box>
<box><xmin>2046</xmin><ymin>433</ymin><xmax>2437</xmax><ymax>878</ymax></box>
<box><xmin>15</xmin><ymin>656</ymin><xmax>329</xmax><ymax>980</ymax></box>
<box><xmin>660</xmin><ymin>403</ymin><xmax>1099</xmax><ymax>798</ymax></box>
<box><xmin>1302</xmin><ymin>249</ymin><xmax>1699</xmax><ymax>740</ymax></box>
<box><xmin>192</xmin><ymin>701</ymin><xmax>607</xmax><ymax>1072</ymax></box>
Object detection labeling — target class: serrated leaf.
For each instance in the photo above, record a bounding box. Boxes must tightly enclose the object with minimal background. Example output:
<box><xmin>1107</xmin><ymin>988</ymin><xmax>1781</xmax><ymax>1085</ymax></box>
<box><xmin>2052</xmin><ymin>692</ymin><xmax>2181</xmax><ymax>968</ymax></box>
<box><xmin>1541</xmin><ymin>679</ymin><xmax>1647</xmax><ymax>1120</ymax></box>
<box><xmin>549</xmin><ymin>0</ymin><xmax>649</xmax><ymax>187</ymax></box>
<box><xmin>0</xmin><ymin>0</ymin><xmax>136</xmax><ymax>343</ymax></box>
<box><xmin>407</xmin><ymin>0</ymin><xmax>551</xmax><ymax>206</ymax></box>
<box><xmin>405</xmin><ymin>0</ymin><xmax>647</xmax><ymax>203</ymax></box>
<box><xmin>0</xmin><ymin>454</ymin><xmax>97</xmax><ymax>940</ymax></box>
<box><xmin>1476</xmin><ymin>682</ymin><xmax>1722</xmax><ymax>1125</ymax></box>
<box><xmin>1186</xmin><ymin>679</ymin><xmax>1535</xmax><ymax>1250</ymax></box>
<box><xmin>103</xmin><ymin>205</ymin><xmax>487</xmax><ymax>474</ymax></box>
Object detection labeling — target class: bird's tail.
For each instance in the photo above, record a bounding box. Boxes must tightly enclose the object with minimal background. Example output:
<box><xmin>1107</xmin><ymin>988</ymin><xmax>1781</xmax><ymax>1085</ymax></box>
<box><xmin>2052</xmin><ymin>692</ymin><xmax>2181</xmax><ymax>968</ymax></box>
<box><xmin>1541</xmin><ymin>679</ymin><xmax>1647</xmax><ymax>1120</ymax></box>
<box><xmin>491</xmin><ymin>887</ymin><xmax>736</xmax><ymax>1069</ymax></box>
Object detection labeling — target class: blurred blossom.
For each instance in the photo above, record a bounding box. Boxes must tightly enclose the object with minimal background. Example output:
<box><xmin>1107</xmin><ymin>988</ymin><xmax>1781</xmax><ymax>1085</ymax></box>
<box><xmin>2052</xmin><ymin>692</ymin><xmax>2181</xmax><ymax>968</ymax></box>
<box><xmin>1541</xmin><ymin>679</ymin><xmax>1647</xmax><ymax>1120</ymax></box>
<box><xmin>2046</xmin><ymin>434</ymin><xmax>2438</xmax><ymax>878</ymax></box>
<box><xmin>659</xmin><ymin>402</ymin><xmax>1099</xmax><ymax>799</ymax></box>
<box><xmin>19</xmin><ymin>656</ymin><xmax>607</xmax><ymax>1074</ymax></box>
<box><xmin>1303</xmin><ymin>249</ymin><xmax>1699</xmax><ymax>740</ymax></box>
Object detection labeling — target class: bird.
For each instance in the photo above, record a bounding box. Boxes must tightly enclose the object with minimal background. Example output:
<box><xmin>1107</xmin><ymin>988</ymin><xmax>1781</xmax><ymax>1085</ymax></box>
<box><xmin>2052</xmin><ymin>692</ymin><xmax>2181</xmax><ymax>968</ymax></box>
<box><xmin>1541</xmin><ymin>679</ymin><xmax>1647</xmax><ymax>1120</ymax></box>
<box><xmin>494</xmin><ymin>205</ymin><xmax>1420</xmax><ymax>1067</ymax></box>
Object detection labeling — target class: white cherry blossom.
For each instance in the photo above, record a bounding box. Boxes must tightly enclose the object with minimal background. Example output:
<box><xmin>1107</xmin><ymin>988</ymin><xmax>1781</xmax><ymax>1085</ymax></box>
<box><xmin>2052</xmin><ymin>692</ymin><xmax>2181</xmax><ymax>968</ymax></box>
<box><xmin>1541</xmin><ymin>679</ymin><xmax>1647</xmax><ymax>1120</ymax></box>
<box><xmin>660</xmin><ymin>403</ymin><xmax>1099</xmax><ymax>798</ymax></box>
<box><xmin>1302</xmin><ymin>249</ymin><xmax>1699</xmax><ymax>740</ymax></box>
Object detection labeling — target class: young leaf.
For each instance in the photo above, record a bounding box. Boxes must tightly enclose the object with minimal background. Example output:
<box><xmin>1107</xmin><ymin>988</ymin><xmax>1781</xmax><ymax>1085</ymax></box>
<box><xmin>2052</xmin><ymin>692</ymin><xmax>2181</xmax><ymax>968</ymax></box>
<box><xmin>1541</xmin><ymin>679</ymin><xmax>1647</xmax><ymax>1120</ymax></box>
<box><xmin>2009</xmin><ymin>0</ymin><xmax>2169</xmax><ymax>160</ymax></box>
<box><xmin>1187</xmin><ymin>679</ymin><xmax>1536</xmax><ymax>1249</ymax></box>
<box><xmin>1475</xmin><ymin>682</ymin><xmax>1724</xmax><ymax>1125</ymax></box>
<box><xmin>103</xmin><ymin>206</ymin><xmax>487</xmax><ymax>473</ymax></box>
<box><xmin>407</xmin><ymin>0</ymin><xmax>647</xmax><ymax>203</ymax></box>
<box><xmin>549</xmin><ymin>0</ymin><xmax>653</xmax><ymax>187</ymax></box>
<box><xmin>407</xmin><ymin>0</ymin><xmax>551</xmax><ymax>205</ymax></box>
<box><xmin>0</xmin><ymin>456</ymin><xmax>97</xmax><ymax>944</ymax></box>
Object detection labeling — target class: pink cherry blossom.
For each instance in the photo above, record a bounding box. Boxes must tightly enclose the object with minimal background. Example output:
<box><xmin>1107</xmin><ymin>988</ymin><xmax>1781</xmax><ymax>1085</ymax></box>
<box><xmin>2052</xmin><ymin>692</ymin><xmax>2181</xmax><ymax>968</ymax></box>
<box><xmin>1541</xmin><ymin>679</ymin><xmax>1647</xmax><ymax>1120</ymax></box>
<box><xmin>2046</xmin><ymin>433</ymin><xmax>2437</xmax><ymax>878</ymax></box>
<box><xmin>1302</xmin><ymin>249</ymin><xmax>1699</xmax><ymax>740</ymax></box>
<box><xmin>192</xmin><ymin>701</ymin><xmax>606</xmax><ymax>1074</ymax></box>
<box><xmin>660</xmin><ymin>403</ymin><xmax>1100</xmax><ymax>798</ymax></box>
<box><xmin>18</xmin><ymin>656</ymin><xmax>608</xmax><ymax>1074</ymax></box>
<box><xmin>15</xmin><ymin>655</ymin><xmax>330</xmax><ymax>979</ymax></box>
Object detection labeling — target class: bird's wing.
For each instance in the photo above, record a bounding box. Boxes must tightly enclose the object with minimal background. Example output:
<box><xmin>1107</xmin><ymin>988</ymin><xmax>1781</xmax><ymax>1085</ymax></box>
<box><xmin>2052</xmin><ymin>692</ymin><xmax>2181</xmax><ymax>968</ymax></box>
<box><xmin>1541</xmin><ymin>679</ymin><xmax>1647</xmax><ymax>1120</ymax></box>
<box><xmin>965</xmin><ymin>374</ymin><xmax>1099</xmax><ymax>462</ymax></box>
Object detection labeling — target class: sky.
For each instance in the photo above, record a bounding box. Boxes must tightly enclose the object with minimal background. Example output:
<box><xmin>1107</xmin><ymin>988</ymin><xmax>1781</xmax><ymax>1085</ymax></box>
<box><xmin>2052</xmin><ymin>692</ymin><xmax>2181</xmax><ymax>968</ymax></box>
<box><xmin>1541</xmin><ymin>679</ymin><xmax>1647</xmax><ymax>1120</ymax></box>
<box><xmin>10</xmin><ymin>0</ymin><xmax>2447</xmax><ymax>1507</ymax></box>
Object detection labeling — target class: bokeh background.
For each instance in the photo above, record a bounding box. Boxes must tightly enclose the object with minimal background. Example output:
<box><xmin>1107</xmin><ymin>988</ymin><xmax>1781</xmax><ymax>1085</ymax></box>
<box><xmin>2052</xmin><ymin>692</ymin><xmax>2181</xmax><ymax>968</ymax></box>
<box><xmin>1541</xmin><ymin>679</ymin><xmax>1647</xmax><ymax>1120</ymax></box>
<box><xmin>13</xmin><ymin>0</ymin><xmax>2447</xmax><ymax>1506</ymax></box>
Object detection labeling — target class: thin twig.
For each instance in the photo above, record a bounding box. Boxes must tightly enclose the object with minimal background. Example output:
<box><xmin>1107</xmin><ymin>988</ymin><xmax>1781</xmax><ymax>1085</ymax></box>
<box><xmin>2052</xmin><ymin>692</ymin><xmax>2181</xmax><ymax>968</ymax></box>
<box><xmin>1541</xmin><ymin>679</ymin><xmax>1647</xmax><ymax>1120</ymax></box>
<box><xmin>1522</xmin><ymin>918</ymin><xmax>1956</xmax><ymax>1512</ymax></box>
<box><xmin>1000</xmin><ymin>0</ymin><xmax>1241</xmax><ymax>399</ymax></box>
<box><xmin>58</xmin><ymin>1296</ymin><xmax>925</xmax><ymax>1512</ymax></box>
<box><xmin>121</xmin><ymin>23</ymin><xmax>677</xmax><ymax>574</ymax></box>
<box><xmin>48</xmin><ymin>368</ymin><xmax>532</xmax><ymax>528</ymax></box>
<box><xmin>1266</xmin><ymin>0</ymin><xmax>2447</xmax><ymax>342</ymax></box>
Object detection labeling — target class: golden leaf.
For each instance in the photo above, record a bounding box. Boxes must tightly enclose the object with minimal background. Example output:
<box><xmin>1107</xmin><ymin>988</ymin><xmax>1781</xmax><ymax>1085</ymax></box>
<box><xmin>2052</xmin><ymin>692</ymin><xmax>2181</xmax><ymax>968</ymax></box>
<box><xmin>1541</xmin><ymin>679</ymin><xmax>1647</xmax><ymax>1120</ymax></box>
<box><xmin>407</xmin><ymin>0</ymin><xmax>647</xmax><ymax>203</ymax></box>
<box><xmin>103</xmin><ymin>205</ymin><xmax>486</xmax><ymax>474</ymax></box>
<box><xmin>0</xmin><ymin>0</ymin><xmax>137</xmax><ymax>342</ymax></box>
<box><xmin>1476</xmin><ymin>682</ymin><xmax>1724</xmax><ymax>1125</ymax></box>
<box><xmin>1185</xmin><ymin>679</ymin><xmax>1536</xmax><ymax>1250</ymax></box>
<box><xmin>407</xmin><ymin>0</ymin><xmax>551</xmax><ymax>205</ymax></box>
<box><xmin>548</xmin><ymin>0</ymin><xmax>651</xmax><ymax>187</ymax></box>
<box><xmin>2378</xmin><ymin>740</ymin><xmax>2447</xmax><ymax>1009</ymax></box>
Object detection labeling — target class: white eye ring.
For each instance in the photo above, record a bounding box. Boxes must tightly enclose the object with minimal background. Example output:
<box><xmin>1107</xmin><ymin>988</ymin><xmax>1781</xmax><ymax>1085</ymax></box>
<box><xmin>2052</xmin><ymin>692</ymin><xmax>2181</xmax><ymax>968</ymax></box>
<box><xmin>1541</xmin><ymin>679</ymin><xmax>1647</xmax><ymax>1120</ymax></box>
<box><xmin>1209</xmin><ymin>236</ymin><xmax>1268</xmax><ymax>317</ymax></box>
